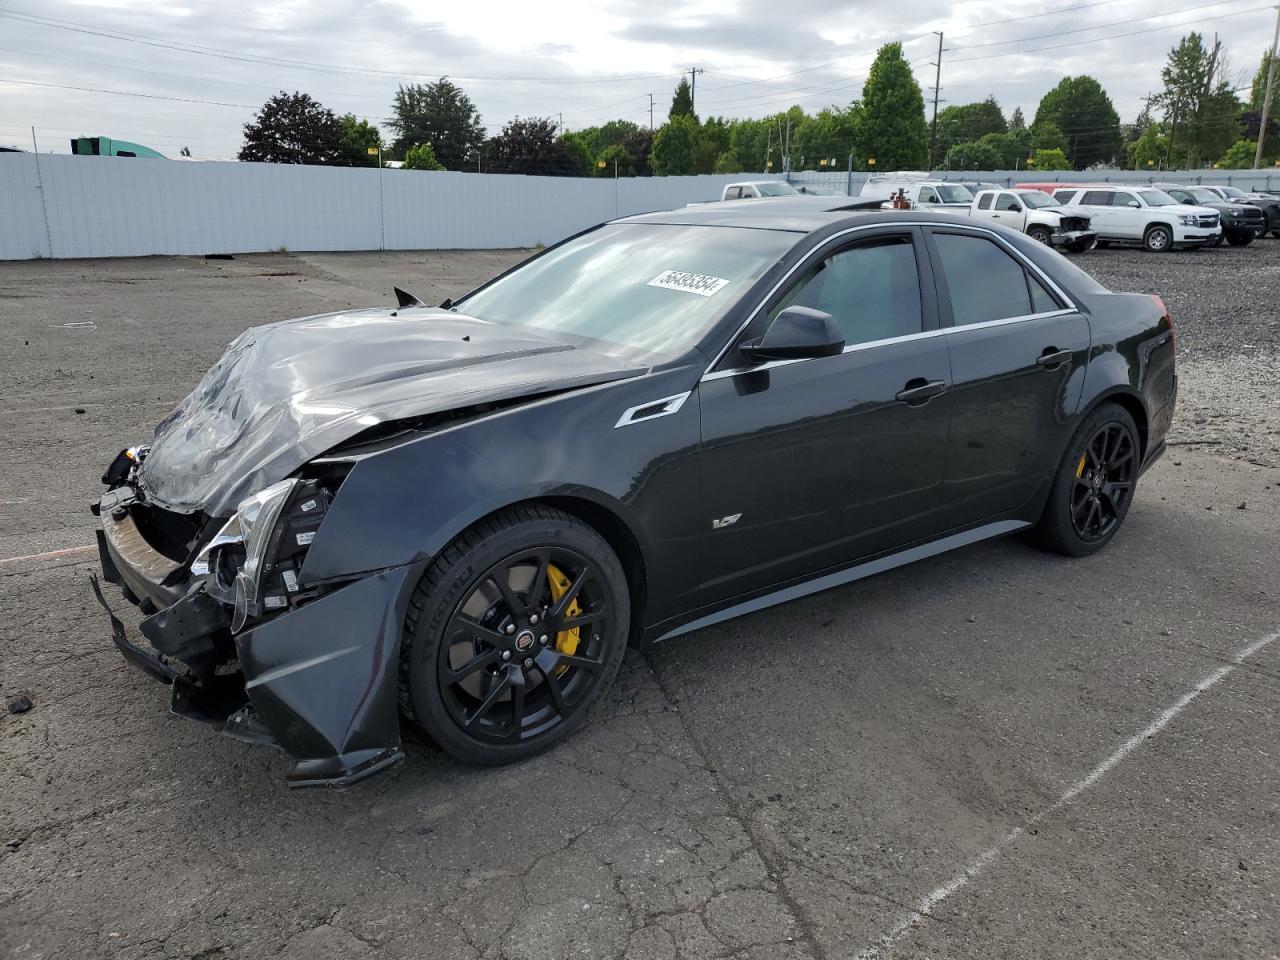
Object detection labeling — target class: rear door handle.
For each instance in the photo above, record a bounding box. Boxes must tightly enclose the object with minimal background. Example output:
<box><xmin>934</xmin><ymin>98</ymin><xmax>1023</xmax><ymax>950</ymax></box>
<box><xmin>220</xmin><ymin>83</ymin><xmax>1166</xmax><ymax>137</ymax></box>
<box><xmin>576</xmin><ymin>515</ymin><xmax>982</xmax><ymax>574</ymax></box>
<box><xmin>1036</xmin><ymin>348</ymin><xmax>1073</xmax><ymax>369</ymax></box>
<box><xmin>895</xmin><ymin>378</ymin><xmax>948</xmax><ymax>405</ymax></box>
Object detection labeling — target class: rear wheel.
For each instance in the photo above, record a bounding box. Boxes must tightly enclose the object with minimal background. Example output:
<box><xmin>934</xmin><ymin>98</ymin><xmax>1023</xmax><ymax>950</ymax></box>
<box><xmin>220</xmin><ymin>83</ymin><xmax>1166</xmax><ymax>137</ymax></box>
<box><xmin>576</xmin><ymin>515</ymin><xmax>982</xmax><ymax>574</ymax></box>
<box><xmin>1143</xmin><ymin>224</ymin><xmax>1173</xmax><ymax>252</ymax></box>
<box><xmin>1226</xmin><ymin>230</ymin><xmax>1254</xmax><ymax>247</ymax></box>
<box><xmin>1034</xmin><ymin>403</ymin><xmax>1140</xmax><ymax>557</ymax></box>
<box><xmin>400</xmin><ymin>505</ymin><xmax>629</xmax><ymax>765</ymax></box>
<box><xmin>1027</xmin><ymin>225</ymin><xmax>1053</xmax><ymax>245</ymax></box>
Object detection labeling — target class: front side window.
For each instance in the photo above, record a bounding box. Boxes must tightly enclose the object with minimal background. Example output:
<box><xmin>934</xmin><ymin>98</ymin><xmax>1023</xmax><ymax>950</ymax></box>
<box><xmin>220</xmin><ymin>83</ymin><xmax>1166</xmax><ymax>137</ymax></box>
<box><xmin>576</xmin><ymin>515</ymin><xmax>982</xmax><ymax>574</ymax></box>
<box><xmin>1113</xmin><ymin>192</ymin><xmax>1139</xmax><ymax>207</ymax></box>
<box><xmin>998</xmin><ymin>193</ymin><xmax>1020</xmax><ymax>211</ymax></box>
<box><xmin>456</xmin><ymin>223</ymin><xmax>798</xmax><ymax>362</ymax></box>
<box><xmin>768</xmin><ymin>236</ymin><xmax>922</xmax><ymax>347</ymax></box>
<box><xmin>931</xmin><ymin>231</ymin><xmax>1060</xmax><ymax>327</ymax></box>
<box><xmin>918</xmin><ymin>187</ymin><xmax>940</xmax><ymax>203</ymax></box>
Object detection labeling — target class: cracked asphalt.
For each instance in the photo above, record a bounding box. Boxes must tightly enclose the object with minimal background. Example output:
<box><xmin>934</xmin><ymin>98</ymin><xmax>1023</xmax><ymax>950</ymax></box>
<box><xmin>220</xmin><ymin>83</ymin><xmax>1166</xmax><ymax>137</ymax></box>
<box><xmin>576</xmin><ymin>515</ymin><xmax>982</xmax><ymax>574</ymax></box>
<box><xmin>2</xmin><ymin>245</ymin><xmax>1278</xmax><ymax>960</ymax></box>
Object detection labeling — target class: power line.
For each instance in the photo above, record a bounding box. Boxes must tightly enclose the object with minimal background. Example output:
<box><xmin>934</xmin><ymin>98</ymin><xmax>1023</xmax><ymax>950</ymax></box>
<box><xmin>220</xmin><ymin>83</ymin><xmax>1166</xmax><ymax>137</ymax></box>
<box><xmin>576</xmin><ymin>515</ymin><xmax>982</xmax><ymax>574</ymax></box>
<box><xmin>0</xmin><ymin>78</ymin><xmax>255</xmax><ymax>108</ymax></box>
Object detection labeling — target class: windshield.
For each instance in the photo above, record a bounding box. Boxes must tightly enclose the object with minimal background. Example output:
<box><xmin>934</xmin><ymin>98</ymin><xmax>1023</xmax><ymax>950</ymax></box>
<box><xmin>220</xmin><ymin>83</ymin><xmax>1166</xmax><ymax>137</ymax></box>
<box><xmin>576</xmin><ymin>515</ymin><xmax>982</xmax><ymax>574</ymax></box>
<box><xmin>1218</xmin><ymin>186</ymin><xmax>1247</xmax><ymax>198</ymax></box>
<box><xmin>936</xmin><ymin>184</ymin><xmax>974</xmax><ymax>203</ymax></box>
<box><xmin>454</xmin><ymin>223</ymin><xmax>797</xmax><ymax>362</ymax></box>
<box><xmin>1139</xmin><ymin>189</ymin><xmax>1178</xmax><ymax>206</ymax></box>
<box><xmin>755</xmin><ymin>182</ymin><xmax>800</xmax><ymax>196</ymax></box>
<box><xmin>1184</xmin><ymin>188</ymin><xmax>1220</xmax><ymax>204</ymax></box>
<box><xmin>1019</xmin><ymin>191</ymin><xmax>1059</xmax><ymax>208</ymax></box>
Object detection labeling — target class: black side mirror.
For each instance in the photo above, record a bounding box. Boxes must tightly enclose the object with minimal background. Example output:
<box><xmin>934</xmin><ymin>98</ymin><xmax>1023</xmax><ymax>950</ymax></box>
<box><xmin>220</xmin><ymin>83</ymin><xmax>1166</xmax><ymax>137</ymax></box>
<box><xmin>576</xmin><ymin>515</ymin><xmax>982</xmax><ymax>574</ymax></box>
<box><xmin>740</xmin><ymin>306</ymin><xmax>844</xmax><ymax>364</ymax></box>
<box><xmin>1006</xmin><ymin>202</ymin><xmax>1022</xmax><ymax>212</ymax></box>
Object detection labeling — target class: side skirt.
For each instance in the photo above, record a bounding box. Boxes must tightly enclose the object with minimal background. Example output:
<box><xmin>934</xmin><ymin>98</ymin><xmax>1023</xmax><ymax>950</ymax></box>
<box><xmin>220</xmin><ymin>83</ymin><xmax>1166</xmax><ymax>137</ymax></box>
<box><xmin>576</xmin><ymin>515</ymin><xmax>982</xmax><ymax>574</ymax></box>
<box><xmin>653</xmin><ymin>519</ymin><xmax>1030</xmax><ymax>644</ymax></box>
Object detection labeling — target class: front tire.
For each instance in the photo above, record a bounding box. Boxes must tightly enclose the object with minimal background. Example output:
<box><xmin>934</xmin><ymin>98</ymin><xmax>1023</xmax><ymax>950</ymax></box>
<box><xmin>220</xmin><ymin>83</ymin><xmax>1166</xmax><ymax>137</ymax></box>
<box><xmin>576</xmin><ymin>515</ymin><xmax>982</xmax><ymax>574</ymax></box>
<box><xmin>400</xmin><ymin>505</ymin><xmax>629</xmax><ymax>766</ymax></box>
<box><xmin>1028</xmin><ymin>225</ymin><xmax>1053</xmax><ymax>245</ymax></box>
<box><xmin>1226</xmin><ymin>230</ymin><xmax>1254</xmax><ymax>247</ymax></box>
<box><xmin>1143</xmin><ymin>224</ymin><xmax>1173</xmax><ymax>252</ymax></box>
<box><xmin>1034</xmin><ymin>403</ymin><xmax>1141</xmax><ymax>557</ymax></box>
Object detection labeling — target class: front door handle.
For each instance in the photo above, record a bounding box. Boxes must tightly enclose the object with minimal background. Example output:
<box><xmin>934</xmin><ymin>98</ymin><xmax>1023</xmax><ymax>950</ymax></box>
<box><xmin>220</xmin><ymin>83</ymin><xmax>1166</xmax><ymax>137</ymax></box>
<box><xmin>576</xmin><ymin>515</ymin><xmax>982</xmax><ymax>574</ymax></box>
<box><xmin>895</xmin><ymin>378</ymin><xmax>947</xmax><ymax>405</ymax></box>
<box><xmin>1036</xmin><ymin>348</ymin><xmax>1073</xmax><ymax>370</ymax></box>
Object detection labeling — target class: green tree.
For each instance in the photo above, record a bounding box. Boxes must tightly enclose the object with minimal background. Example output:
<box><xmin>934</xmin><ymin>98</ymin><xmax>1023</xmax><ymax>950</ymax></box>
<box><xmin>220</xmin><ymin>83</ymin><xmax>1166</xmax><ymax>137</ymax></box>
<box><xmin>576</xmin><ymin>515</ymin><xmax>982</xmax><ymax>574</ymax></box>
<box><xmin>485</xmin><ymin>116</ymin><xmax>584</xmax><ymax>176</ymax></box>
<box><xmin>1030</xmin><ymin>148</ymin><xmax>1071</xmax><ymax>170</ymax></box>
<box><xmin>861</xmin><ymin>43</ymin><xmax>928</xmax><ymax>170</ymax></box>
<box><xmin>1126</xmin><ymin>123</ymin><xmax>1170</xmax><ymax>169</ymax></box>
<box><xmin>1153</xmin><ymin>34</ymin><xmax>1243</xmax><ymax>168</ymax></box>
<box><xmin>714</xmin><ymin>150</ymin><xmax>742</xmax><ymax>173</ymax></box>
<box><xmin>696</xmin><ymin>116</ymin><xmax>732</xmax><ymax>173</ymax></box>
<box><xmin>794</xmin><ymin>106</ymin><xmax>862</xmax><ymax>169</ymax></box>
<box><xmin>669</xmin><ymin>78</ymin><xmax>697</xmax><ymax>122</ymax></box>
<box><xmin>1250</xmin><ymin>50</ymin><xmax>1278</xmax><ymax>110</ymax></box>
<box><xmin>387</xmin><ymin>78</ymin><xmax>485</xmax><ymax>169</ymax></box>
<box><xmin>594</xmin><ymin>143</ymin><xmax>635</xmax><ymax>176</ymax></box>
<box><xmin>401</xmin><ymin>143</ymin><xmax>444</xmax><ymax>170</ymax></box>
<box><xmin>1010</xmin><ymin>106</ymin><xmax>1026</xmax><ymax>130</ymax></box>
<box><xmin>934</xmin><ymin>97</ymin><xmax>1007</xmax><ymax>157</ymax></box>
<box><xmin>651</xmin><ymin>115</ymin><xmax>700</xmax><ymax>175</ymax></box>
<box><xmin>238</xmin><ymin>91</ymin><xmax>342</xmax><ymax>165</ymax></box>
<box><xmin>1030</xmin><ymin>119</ymin><xmax>1069</xmax><ymax>153</ymax></box>
<box><xmin>594</xmin><ymin>119</ymin><xmax>643</xmax><ymax>154</ymax></box>
<box><xmin>1033</xmin><ymin>76</ymin><xmax>1122</xmax><ymax>168</ymax></box>
<box><xmin>1220</xmin><ymin>139</ymin><xmax>1255</xmax><ymax>167</ymax></box>
<box><xmin>976</xmin><ymin>129</ymin><xmax>1031</xmax><ymax>168</ymax></box>
<box><xmin>559</xmin><ymin>130</ymin><xmax>595</xmax><ymax>172</ymax></box>
<box><xmin>337</xmin><ymin>114</ymin><xmax>384</xmax><ymax>167</ymax></box>
<box><xmin>942</xmin><ymin>139</ymin><xmax>1003</xmax><ymax>170</ymax></box>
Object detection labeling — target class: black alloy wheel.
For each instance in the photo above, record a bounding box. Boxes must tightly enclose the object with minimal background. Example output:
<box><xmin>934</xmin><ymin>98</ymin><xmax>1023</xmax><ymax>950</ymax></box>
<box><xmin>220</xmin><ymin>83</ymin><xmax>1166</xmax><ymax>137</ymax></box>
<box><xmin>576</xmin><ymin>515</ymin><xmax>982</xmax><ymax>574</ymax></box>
<box><xmin>1068</xmin><ymin>422</ymin><xmax>1137</xmax><ymax>543</ymax></box>
<box><xmin>1034</xmin><ymin>402</ymin><xmax>1140</xmax><ymax>557</ymax></box>
<box><xmin>400</xmin><ymin>505</ymin><xmax>629</xmax><ymax>765</ymax></box>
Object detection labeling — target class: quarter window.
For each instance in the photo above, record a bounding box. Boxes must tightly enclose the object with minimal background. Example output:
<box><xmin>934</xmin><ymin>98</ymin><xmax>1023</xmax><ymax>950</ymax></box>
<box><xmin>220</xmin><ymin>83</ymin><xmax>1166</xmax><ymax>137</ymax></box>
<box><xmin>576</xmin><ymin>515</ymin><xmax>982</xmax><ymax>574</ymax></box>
<box><xmin>769</xmin><ymin>236</ymin><xmax>922</xmax><ymax>347</ymax></box>
<box><xmin>931</xmin><ymin>232</ymin><xmax>1061</xmax><ymax>327</ymax></box>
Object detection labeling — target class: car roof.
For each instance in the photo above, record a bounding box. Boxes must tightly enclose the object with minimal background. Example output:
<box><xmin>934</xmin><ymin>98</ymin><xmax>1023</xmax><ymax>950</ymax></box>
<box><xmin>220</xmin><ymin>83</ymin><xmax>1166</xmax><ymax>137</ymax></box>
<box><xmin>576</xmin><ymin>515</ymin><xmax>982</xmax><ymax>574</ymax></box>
<box><xmin>617</xmin><ymin>196</ymin><xmax>978</xmax><ymax>233</ymax></box>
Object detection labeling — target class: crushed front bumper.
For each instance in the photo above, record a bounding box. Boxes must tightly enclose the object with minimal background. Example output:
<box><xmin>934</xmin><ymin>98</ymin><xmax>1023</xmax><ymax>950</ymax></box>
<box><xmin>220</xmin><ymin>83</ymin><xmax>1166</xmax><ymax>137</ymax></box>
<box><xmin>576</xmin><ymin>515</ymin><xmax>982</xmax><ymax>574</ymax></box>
<box><xmin>93</xmin><ymin>492</ymin><xmax>412</xmax><ymax>788</ymax></box>
<box><xmin>1050</xmin><ymin>228</ymin><xmax>1097</xmax><ymax>247</ymax></box>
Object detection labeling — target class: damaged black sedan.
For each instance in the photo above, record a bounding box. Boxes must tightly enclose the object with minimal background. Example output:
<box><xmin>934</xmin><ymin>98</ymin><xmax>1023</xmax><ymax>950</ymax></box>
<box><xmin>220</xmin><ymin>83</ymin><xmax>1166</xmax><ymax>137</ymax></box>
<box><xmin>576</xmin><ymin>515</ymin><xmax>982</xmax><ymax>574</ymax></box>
<box><xmin>93</xmin><ymin>200</ymin><xmax>1177</xmax><ymax>786</ymax></box>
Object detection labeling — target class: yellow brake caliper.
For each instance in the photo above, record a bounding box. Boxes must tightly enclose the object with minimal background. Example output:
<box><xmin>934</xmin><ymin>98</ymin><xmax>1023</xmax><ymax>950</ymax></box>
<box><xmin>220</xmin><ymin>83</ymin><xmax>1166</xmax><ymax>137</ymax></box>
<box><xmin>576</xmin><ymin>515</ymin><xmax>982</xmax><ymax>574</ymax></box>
<box><xmin>1076</xmin><ymin>453</ymin><xmax>1088</xmax><ymax>478</ymax></box>
<box><xmin>546</xmin><ymin>563</ymin><xmax>581</xmax><ymax>658</ymax></box>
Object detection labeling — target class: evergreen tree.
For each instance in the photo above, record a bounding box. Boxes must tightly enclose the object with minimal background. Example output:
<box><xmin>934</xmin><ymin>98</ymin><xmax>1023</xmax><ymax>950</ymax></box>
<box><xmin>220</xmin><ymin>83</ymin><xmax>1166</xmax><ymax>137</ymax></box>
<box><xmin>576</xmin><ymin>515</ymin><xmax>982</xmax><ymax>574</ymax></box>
<box><xmin>1033</xmin><ymin>75</ymin><xmax>1122</xmax><ymax>168</ymax></box>
<box><xmin>860</xmin><ymin>42</ymin><xmax>928</xmax><ymax>170</ymax></box>
<box><xmin>387</xmin><ymin>78</ymin><xmax>485</xmax><ymax>169</ymax></box>
<box><xmin>669</xmin><ymin>78</ymin><xmax>697</xmax><ymax>122</ymax></box>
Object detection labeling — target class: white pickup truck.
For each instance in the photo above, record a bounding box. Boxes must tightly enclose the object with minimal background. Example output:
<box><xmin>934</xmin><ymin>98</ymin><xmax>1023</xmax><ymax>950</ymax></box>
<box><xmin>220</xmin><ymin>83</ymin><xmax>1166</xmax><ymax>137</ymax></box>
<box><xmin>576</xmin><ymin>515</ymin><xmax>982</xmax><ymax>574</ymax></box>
<box><xmin>858</xmin><ymin>176</ymin><xmax>975</xmax><ymax>211</ymax></box>
<box><xmin>968</xmin><ymin>188</ymin><xmax>1097</xmax><ymax>252</ymax></box>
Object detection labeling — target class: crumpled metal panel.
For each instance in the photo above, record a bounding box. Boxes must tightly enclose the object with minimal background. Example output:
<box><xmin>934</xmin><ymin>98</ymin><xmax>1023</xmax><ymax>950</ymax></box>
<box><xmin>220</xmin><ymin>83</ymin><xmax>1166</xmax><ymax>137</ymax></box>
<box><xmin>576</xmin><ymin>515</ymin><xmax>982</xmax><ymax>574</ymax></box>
<box><xmin>137</xmin><ymin>306</ymin><xmax>638</xmax><ymax>517</ymax></box>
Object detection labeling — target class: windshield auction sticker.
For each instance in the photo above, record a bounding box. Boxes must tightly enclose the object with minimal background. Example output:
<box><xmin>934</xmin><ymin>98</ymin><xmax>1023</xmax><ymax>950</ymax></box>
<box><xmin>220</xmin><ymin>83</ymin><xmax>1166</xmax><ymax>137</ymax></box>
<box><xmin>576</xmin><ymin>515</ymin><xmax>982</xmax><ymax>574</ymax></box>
<box><xmin>647</xmin><ymin>270</ymin><xmax>730</xmax><ymax>297</ymax></box>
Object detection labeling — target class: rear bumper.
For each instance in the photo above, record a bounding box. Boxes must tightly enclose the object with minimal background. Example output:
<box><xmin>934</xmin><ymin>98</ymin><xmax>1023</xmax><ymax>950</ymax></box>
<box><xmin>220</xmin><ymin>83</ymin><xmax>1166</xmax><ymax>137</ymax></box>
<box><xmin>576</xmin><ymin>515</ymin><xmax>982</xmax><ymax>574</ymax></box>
<box><xmin>93</xmin><ymin>492</ymin><xmax>410</xmax><ymax>788</ymax></box>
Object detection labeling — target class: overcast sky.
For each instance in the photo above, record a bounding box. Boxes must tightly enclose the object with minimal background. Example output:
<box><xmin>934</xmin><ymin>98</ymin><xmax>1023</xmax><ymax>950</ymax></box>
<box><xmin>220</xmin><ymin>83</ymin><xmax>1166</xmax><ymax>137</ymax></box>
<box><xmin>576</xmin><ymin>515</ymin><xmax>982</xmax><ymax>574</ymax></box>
<box><xmin>0</xmin><ymin>0</ymin><xmax>1275</xmax><ymax>158</ymax></box>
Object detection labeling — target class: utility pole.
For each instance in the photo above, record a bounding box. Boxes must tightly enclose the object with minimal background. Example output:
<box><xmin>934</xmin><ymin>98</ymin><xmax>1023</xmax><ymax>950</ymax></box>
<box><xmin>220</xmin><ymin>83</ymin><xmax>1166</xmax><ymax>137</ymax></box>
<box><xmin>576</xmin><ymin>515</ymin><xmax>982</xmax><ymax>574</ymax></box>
<box><xmin>1255</xmin><ymin>4</ymin><xmax>1280</xmax><ymax>169</ymax></box>
<box><xmin>928</xmin><ymin>31</ymin><xmax>944</xmax><ymax>170</ymax></box>
<box><xmin>648</xmin><ymin>93</ymin><xmax>654</xmax><ymax>130</ymax></box>
<box><xmin>557</xmin><ymin>112</ymin><xmax>564</xmax><ymax>135</ymax></box>
<box><xmin>687</xmin><ymin>67</ymin><xmax>704</xmax><ymax>114</ymax></box>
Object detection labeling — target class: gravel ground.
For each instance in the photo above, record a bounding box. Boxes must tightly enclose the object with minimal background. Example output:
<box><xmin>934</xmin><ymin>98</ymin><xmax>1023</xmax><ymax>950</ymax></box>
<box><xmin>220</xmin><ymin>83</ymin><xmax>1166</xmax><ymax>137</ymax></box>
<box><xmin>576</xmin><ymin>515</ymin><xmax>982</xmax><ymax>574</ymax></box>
<box><xmin>1</xmin><ymin>243</ymin><xmax>1278</xmax><ymax>960</ymax></box>
<box><xmin>1079</xmin><ymin>240</ymin><xmax>1280</xmax><ymax>466</ymax></box>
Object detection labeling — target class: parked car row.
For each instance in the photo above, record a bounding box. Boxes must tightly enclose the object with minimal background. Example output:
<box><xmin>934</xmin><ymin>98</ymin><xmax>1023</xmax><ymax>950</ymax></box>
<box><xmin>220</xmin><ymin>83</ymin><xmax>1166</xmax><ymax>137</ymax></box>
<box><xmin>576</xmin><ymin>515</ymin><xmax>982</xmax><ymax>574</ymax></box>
<box><xmin>843</xmin><ymin>174</ymin><xmax>1279</xmax><ymax>253</ymax></box>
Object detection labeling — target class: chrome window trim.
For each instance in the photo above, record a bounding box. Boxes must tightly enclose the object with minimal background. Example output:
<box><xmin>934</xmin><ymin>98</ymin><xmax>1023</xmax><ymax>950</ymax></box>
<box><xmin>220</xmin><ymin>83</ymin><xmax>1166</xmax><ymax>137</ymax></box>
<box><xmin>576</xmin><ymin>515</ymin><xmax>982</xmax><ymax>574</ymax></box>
<box><xmin>701</xmin><ymin>309</ymin><xmax>1077</xmax><ymax>382</ymax></box>
<box><xmin>614</xmin><ymin>391</ymin><xmax>692</xmax><ymax>428</ymax></box>
<box><xmin>700</xmin><ymin>219</ymin><xmax>1079</xmax><ymax>380</ymax></box>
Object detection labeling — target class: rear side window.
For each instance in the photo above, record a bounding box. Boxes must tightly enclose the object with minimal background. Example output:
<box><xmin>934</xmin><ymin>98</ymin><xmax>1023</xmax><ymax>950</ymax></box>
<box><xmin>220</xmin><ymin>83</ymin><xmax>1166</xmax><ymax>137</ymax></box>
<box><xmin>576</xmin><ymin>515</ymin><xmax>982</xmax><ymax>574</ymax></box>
<box><xmin>977</xmin><ymin>193</ymin><xmax>993</xmax><ymax>210</ymax></box>
<box><xmin>724</xmin><ymin>187</ymin><xmax>741</xmax><ymax>200</ymax></box>
<box><xmin>1081</xmin><ymin>190</ymin><xmax>1113</xmax><ymax>205</ymax></box>
<box><xmin>1053</xmin><ymin>190</ymin><xmax>1078</xmax><ymax>203</ymax></box>
<box><xmin>931</xmin><ymin>232</ymin><xmax>1061</xmax><ymax>327</ymax></box>
<box><xmin>770</xmin><ymin>235</ymin><xmax>922</xmax><ymax>347</ymax></box>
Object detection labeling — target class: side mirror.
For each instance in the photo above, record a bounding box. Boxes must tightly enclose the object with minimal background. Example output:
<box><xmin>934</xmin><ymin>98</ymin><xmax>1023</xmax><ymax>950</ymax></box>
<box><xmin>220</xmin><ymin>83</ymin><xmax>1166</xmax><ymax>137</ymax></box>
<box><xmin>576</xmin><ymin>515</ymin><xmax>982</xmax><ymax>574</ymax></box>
<box><xmin>1127</xmin><ymin>199</ymin><xmax>1140</xmax><ymax>208</ymax></box>
<box><xmin>1006</xmin><ymin>202</ymin><xmax>1022</xmax><ymax>212</ymax></box>
<box><xmin>740</xmin><ymin>306</ymin><xmax>844</xmax><ymax>364</ymax></box>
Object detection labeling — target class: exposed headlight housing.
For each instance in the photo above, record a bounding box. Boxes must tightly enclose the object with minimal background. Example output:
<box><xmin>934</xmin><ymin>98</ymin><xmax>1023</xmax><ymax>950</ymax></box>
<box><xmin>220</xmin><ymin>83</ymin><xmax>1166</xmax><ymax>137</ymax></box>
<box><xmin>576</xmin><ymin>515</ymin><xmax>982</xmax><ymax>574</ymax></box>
<box><xmin>192</xmin><ymin>478</ymin><xmax>297</xmax><ymax>631</ymax></box>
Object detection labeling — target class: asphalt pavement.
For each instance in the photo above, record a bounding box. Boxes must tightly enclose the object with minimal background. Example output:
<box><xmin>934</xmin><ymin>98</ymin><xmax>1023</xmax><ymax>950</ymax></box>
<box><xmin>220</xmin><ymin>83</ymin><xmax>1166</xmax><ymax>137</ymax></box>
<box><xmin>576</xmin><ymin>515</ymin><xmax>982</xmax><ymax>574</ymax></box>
<box><xmin>1</xmin><ymin>245</ymin><xmax>1277</xmax><ymax>960</ymax></box>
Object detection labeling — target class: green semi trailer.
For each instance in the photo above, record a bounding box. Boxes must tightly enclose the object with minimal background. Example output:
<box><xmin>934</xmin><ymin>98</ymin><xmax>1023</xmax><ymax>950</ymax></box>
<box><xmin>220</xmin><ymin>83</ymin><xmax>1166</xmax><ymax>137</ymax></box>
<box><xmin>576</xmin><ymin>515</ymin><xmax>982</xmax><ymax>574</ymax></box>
<box><xmin>70</xmin><ymin>136</ymin><xmax>165</xmax><ymax>159</ymax></box>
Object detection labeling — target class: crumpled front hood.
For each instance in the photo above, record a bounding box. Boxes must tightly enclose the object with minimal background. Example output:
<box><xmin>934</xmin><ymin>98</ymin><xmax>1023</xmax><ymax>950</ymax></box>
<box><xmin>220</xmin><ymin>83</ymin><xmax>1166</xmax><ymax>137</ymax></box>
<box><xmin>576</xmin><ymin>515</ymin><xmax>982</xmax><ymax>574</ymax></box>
<box><xmin>139</xmin><ymin>306</ymin><xmax>638</xmax><ymax>517</ymax></box>
<box><xmin>1041</xmin><ymin>204</ymin><xmax>1090</xmax><ymax>219</ymax></box>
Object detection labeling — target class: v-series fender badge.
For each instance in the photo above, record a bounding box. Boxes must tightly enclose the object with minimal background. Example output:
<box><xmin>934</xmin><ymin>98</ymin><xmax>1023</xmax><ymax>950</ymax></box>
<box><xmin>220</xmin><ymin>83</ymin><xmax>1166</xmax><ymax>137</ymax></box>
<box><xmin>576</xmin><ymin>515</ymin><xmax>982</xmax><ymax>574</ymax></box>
<box><xmin>712</xmin><ymin>513</ymin><xmax>742</xmax><ymax>530</ymax></box>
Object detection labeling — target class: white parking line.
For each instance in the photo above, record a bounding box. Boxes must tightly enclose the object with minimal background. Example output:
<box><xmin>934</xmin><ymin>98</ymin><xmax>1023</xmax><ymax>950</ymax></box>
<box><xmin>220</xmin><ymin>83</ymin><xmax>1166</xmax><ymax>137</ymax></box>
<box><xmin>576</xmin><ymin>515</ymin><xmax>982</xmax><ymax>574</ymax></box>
<box><xmin>856</xmin><ymin>626</ymin><xmax>1280</xmax><ymax>960</ymax></box>
<box><xmin>0</xmin><ymin>544</ymin><xmax>95</xmax><ymax>565</ymax></box>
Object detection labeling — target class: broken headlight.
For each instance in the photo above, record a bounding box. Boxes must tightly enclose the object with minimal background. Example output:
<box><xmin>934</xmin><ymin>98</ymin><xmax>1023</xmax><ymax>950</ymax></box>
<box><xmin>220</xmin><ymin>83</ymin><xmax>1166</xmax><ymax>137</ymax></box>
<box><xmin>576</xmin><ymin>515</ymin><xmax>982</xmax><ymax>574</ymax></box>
<box><xmin>191</xmin><ymin>475</ymin><xmax>337</xmax><ymax>632</ymax></box>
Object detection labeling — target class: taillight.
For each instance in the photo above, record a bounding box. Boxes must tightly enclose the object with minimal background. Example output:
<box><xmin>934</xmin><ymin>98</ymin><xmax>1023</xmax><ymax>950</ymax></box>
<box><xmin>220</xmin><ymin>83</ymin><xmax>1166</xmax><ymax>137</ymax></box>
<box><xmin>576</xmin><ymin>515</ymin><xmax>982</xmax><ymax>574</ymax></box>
<box><xmin>1151</xmin><ymin>294</ymin><xmax>1174</xmax><ymax>350</ymax></box>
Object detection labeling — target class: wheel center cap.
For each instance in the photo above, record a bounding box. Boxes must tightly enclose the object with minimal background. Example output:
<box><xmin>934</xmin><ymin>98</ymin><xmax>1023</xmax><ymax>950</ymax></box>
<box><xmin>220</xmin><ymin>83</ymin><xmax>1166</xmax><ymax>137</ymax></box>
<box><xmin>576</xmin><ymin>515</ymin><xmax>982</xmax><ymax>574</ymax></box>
<box><xmin>514</xmin><ymin>629</ymin><xmax>536</xmax><ymax>653</ymax></box>
<box><xmin>1093</xmin><ymin>474</ymin><xmax>1104</xmax><ymax>489</ymax></box>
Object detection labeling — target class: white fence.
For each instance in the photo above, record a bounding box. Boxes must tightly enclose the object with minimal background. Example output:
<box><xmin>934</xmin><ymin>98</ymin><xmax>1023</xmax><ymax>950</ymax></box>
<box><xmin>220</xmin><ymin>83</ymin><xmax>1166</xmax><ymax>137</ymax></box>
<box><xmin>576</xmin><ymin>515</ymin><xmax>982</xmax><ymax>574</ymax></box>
<box><xmin>0</xmin><ymin>155</ymin><xmax>758</xmax><ymax>261</ymax></box>
<box><xmin>789</xmin><ymin>168</ymin><xmax>1280</xmax><ymax>194</ymax></box>
<box><xmin>3</xmin><ymin>154</ymin><xmax>1278</xmax><ymax>261</ymax></box>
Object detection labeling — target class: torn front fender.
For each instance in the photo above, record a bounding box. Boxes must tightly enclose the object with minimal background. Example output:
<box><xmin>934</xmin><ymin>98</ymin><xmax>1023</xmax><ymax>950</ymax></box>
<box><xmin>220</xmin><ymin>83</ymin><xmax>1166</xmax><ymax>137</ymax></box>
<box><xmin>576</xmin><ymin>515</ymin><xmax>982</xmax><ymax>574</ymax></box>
<box><xmin>234</xmin><ymin>562</ymin><xmax>422</xmax><ymax>787</ymax></box>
